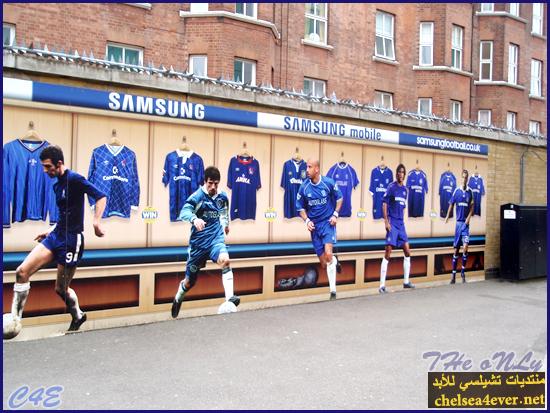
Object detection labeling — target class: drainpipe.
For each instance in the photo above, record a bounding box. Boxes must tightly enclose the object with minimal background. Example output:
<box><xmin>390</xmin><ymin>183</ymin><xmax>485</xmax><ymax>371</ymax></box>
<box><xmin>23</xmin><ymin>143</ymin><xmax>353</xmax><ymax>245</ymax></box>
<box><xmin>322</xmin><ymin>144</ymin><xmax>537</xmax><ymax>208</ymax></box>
<box><xmin>519</xmin><ymin>148</ymin><xmax>528</xmax><ymax>204</ymax></box>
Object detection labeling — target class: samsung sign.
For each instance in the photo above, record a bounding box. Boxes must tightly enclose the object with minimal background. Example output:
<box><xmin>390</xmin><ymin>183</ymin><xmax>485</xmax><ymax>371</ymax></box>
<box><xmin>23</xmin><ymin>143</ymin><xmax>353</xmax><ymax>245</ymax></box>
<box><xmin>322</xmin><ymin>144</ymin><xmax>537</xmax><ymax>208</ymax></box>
<box><xmin>3</xmin><ymin>77</ymin><xmax>488</xmax><ymax>155</ymax></box>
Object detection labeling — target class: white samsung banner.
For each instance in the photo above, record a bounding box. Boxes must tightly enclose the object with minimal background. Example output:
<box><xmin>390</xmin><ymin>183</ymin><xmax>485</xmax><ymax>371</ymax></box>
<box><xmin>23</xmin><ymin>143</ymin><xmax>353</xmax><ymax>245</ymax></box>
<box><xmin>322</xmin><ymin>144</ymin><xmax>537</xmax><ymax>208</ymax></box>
<box><xmin>258</xmin><ymin>112</ymin><xmax>399</xmax><ymax>144</ymax></box>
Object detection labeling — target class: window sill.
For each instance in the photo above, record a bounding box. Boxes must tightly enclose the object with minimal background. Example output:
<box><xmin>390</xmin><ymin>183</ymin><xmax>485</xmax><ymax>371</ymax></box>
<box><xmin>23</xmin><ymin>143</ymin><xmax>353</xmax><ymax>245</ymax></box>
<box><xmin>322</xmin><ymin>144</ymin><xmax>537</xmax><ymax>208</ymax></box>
<box><xmin>372</xmin><ymin>56</ymin><xmax>399</xmax><ymax>66</ymax></box>
<box><xmin>529</xmin><ymin>94</ymin><xmax>546</xmax><ymax>101</ymax></box>
<box><xmin>123</xmin><ymin>3</ymin><xmax>152</xmax><ymax>10</ymax></box>
<box><xmin>473</xmin><ymin>81</ymin><xmax>525</xmax><ymax>90</ymax></box>
<box><xmin>301</xmin><ymin>38</ymin><xmax>334</xmax><ymax>51</ymax></box>
<box><xmin>179</xmin><ymin>10</ymin><xmax>281</xmax><ymax>40</ymax></box>
<box><xmin>412</xmin><ymin>65</ymin><xmax>473</xmax><ymax>77</ymax></box>
<box><xmin>531</xmin><ymin>32</ymin><xmax>546</xmax><ymax>40</ymax></box>
<box><xmin>475</xmin><ymin>11</ymin><xmax>527</xmax><ymax>24</ymax></box>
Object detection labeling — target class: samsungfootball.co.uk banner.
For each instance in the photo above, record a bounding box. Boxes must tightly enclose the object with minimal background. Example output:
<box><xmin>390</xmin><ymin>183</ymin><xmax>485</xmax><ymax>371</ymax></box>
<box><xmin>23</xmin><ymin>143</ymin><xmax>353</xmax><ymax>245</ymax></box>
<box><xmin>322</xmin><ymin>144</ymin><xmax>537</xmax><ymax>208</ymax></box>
<box><xmin>3</xmin><ymin>77</ymin><xmax>488</xmax><ymax>155</ymax></box>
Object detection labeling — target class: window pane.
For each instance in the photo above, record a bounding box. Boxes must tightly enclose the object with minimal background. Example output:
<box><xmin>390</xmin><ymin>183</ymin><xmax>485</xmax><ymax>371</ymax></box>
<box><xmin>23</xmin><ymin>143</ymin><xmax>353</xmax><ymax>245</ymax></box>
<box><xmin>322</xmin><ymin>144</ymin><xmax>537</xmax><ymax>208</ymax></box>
<box><xmin>304</xmin><ymin>79</ymin><xmax>312</xmax><ymax>94</ymax></box>
<box><xmin>234</xmin><ymin>61</ymin><xmax>242</xmax><ymax>83</ymax></box>
<box><xmin>421</xmin><ymin>46</ymin><xmax>431</xmax><ymax>65</ymax></box>
<box><xmin>317</xmin><ymin>20</ymin><xmax>326</xmax><ymax>43</ymax></box>
<box><xmin>306</xmin><ymin>3</ymin><xmax>315</xmax><ymax>15</ymax></box>
<box><xmin>384</xmin><ymin>38</ymin><xmax>394</xmax><ymax>59</ymax></box>
<box><xmin>3</xmin><ymin>26</ymin><xmax>12</xmax><ymax>46</ymax></box>
<box><xmin>316</xmin><ymin>3</ymin><xmax>326</xmax><ymax>17</ymax></box>
<box><xmin>245</xmin><ymin>3</ymin><xmax>255</xmax><ymax>17</ymax></box>
<box><xmin>376</xmin><ymin>12</ymin><xmax>383</xmax><ymax>32</ymax></box>
<box><xmin>384</xmin><ymin>14</ymin><xmax>393</xmax><ymax>36</ymax></box>
<box><xmin>420</xmin><ymin>23</ymin><xmax>432</xmax><ymax>42</ymax></box>
<box><xmin>125</xmin><ymin>49</ymin><xmax>139</xmax><ymax>65</ymax></box>
<box><xmin>243</xmin><ymin>62</ymin><xmax>253</xmax><ymax>84</ymax></box>
<box><xmin>481</xmin><ymin>63</ymin><xmax>491</xmax><ymax>80</ymax></box>
<box><xmin>305</xmin><ymin>18</ymin><xmax>315</xmax><ymax>38</ymax></box>
<box><xmin>107</xmin><ymin>46</ymin><xmax>123</xmax><ymax>63</ymax></box>
<box><xmin>191</xmin><ymin>56</ymin><xmax>206</xmax><ymax>76</ymax></box>
<box><xmin>375</xmin><ymin>36</ymin><xmax>384</xmax><ymax>56</ymax></box>
<box><xmin>236</xmin><ymin>3</ymin><xmax>244</xmax><ymax>14</ymax></box>
<box><xmin>481</xmin><ymin>43</ymin><xmax>491</xmax><ymax>60</ymax></box>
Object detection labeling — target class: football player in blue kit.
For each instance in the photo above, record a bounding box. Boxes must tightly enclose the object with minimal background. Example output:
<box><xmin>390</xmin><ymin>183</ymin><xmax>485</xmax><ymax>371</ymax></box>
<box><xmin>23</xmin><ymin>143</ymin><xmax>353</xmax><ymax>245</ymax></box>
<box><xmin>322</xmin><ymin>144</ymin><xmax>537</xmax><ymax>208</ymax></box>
<box><xmin>171</xmin><ymin>166</ymin><xmax>240</xmax><ymax>318</ymax></box>
<box><xmin>296</xmin><ymin>159</ymin><xmax>343</xmax><ymax>300</ymax></box>
<box><xmin>7</xmin><ymin>146</ymin><xmax>107</xmax><ymax>337</ymax></box>
<box><xmin>379</xmin><ymin>164</ymin><xmax>416</xmax><ymax>293</ymax></box>
<box><xmin>445</xmin><ymin>170</ymin><xmax>474</xmax><ymax>284</ymax></box>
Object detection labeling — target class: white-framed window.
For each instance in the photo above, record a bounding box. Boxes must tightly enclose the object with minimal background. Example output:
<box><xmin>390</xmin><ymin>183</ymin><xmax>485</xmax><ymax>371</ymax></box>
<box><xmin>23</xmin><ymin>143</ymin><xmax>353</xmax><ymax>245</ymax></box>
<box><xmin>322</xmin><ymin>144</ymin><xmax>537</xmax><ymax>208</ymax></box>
<box><xmin>304</xmin><ymin>3</ymin><xmax>327</xmax><ymax>44</ymax></box>
<box><xmin>479</xmin><ymin>41</ymin><xmax>493</xmax><ymax>80</ymax></box>
<box><xmin>530</xmin><ymin>59</ymin><xmax>542</xmax><ymax>96</ymax></box>
<box><xmin>374</xmin><ymin>91</ymin><xmax>394</xmax><ymax>110</ymax></box>
<box><xmin>3</xmin><ymin>23</ymin><xmax>15</xmax><ymax>46</ymax></box>
<box><xmin>481</xmin><ymin>3</ymin><xmax>494</xmax><ymax>12</ymax></box>
<box><xmin>478</xmin><ymin>110</ymin><xmax>492</xmax><ymax>126</ymax></box>
<box><xmin>189</xmin><ymin>55</ymin><xmax>207</xmax><ymax>77</ymax></box>
<box><xmin>375</xmin><ymin>11</ymin><xmax>395</xmax><ymax>60</ymax></box>
<box><xmin>451</xmin><ymin>25</ymin><xmax>463</xmax><ymax>70</ymax></box>
<box><xmin>506</xmin><ymin>112</ymin><xmax>517</xmax><ymax>130</ymax></box>
<box><xmin>190</xmin><ymin>3</ymin><xmax>208</xmax><ymax>13</ymax></box>
<box><xmin>509</xmin><ymin>3</ymin><xmax>520</xmax><ymax>17</ymax></box>
<box><xmin>529</xmin><ymin>120</ymin><xmax>541</xmax><ymax>135</ymax></box>
<box><xmin>508</xmin><ymin>44</ymin><xmax>518</xmax><ymax>84</ymax></box>
<box><xmin>235</xmin><ymin>3</ymin><xmax>257</xmax><ymax>18</ymax></box>
<box><xmin>234</xmin><ymin>58</ymin><xmax>256</xmax><ymax>85</ymax></box>
<box><xmin>419</xmin><ymin>22</ymin><xmax>434</xmax><ymax>66</ymax></box>
<box><xmin>303</xmin><ymin>77</ymin><xmax>326</xmax><ymax>98</ymax></box>
<box><xmin>532</xmin><ymin>3</ymin><xmax>543</xmax><ymax>35</ymax></box>
<box><xmin>418</xmin><ymin>98</ymin><xmax>432</xmax><ymax>116</ymax></box>
<box><xmin>106</xmin><ymin>43</ymin><xmax>143</xmax><ymax>65</ymax></box>
<box><xmin>450</xmin><ymin>100</ymin><xmax>462</xmax><ymax>122</ymax></box>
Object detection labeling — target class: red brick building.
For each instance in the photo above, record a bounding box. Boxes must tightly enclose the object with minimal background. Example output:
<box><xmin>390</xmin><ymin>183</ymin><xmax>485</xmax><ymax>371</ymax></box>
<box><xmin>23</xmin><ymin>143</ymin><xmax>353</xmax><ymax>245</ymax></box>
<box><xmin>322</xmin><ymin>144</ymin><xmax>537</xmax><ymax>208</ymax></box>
<box><xmin>3</xmin><ymin>2</ymin><xmax>546</xmax><ymax>135</ymax></box>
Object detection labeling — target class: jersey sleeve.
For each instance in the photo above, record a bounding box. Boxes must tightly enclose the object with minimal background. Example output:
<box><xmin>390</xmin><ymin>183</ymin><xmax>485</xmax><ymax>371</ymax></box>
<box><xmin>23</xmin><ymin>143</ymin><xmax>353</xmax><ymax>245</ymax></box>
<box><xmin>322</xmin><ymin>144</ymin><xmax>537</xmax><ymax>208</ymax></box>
<box><xmin>3</xmin><ymin>144</ymin><xmax>13</xmax><ymax>227</ymax></box>
<box><xmin>332</xmin><ymin>178</ymin><xmax>343</xmax><ymax>201</ymax></box>
<box><xmin>382</xmin><ymin>184</ymin><xmax>392</xmax><ymax>205</ymax></box>
<box><xmin>227</xmin><ymin>158</ymin><xmax>234</xmax><ymax>189</ymax></box>
<box><xmin>44</xmin><ymin>178</ymin><xmax>58</xmax><ymax>225</ymax></box>
<box><xmin>368</xmin><ymin>168</ymin><xmax>375</xmax><ymax>195</ymax></box>
<box><xmin>197</xmin><ymin>155</ymin><xmax>205</xmax><ymax>186</ymax></box>
<box><xmin>296</xmin><ymin>183</ymin><xmax>306</xmax><ymax>213</ymax></box>
<box><xmin>327</xmin><ymin>164</ymin><xmax>336</xmax><ymax>179</ymax></box>
<box><xmin>130</xmin><ymin>151</ymin><xmax>140</xmax><ymax>209</ymax></box>
<box><xmin>80</xmin><ymin>175</ymin><xmax>107</xmax><ymax>202</ymax></box>
<box><xmin>406</xmin><ymin>171</ymin><xmax>412</xmax><ymax>189</ymax></box>
<box><xmin>438</xmin><ymin>174</ymin><xmax>444</xmax><ymax>196</ymax></box>
<box><xmin>351</xmin><ymin>165</ymin><xmax>360</xmax><ymax>189</ymax></box>
<box><xmin>179</xmin><ymin>190</ymin><xmax>200</xmax><ymax>222</ymax></box>
<box><xmin>162</xmin><ymin>154</ymin><xmax>170</xmax><ymax>187</ymax></box>
<box><xmin>423</xmin><ymin>172</ymin><xmax>429</xmax><ymax>193</ymax></box>
<box><xmin>280</xmin><ymin>161</ymin><xmax>287</xmax><ymax>189</ymax></box>
<box><xmin>87</xmin><ymin>150</ymin><xmax>98</xmax><ymax>208</ymax></box>
<box><xmin>255</xmin><ymin>159</ymin><xmax>261</xmax><ymax>190</ymax></box>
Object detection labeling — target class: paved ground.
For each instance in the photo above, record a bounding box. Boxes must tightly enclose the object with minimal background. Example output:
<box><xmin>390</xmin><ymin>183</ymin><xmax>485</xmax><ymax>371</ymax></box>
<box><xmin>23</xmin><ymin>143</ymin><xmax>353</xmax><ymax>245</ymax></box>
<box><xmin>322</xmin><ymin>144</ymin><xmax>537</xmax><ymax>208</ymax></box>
<box><xmin>3</xmin><ymin>278</ymin><xmax>547</xmax><ymax>410</ymax></box>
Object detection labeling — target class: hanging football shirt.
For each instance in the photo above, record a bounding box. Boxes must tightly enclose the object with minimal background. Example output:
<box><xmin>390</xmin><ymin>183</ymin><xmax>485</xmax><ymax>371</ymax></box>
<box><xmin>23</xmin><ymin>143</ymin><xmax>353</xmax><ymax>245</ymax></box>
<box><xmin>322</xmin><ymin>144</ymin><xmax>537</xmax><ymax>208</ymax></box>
<box><xmin>162</xmin><ymin>150</ymin><xmax>204</xmax><ymax>222</ymax></box>
<box><xmin>3</xmin><ymin>139</ymin><xmax>58</xmax><ymax>227</ymax></box>
<box><xmin>467</xmin><ymin>175</ymin><xmax>485</xmax><ymax>216</ymax></box>
<box><xmin>326</xmin><ymin>162</ymin><xmax>359</xmax><ymax>217</ymax></box>
<box><xmin>87</xmin><ymin>144</ymin><xmax>140</xmax><ymax>218</ymax></box>
<box><xmin>227</xmin><ymin>155</ymin><xmax>261</xmax><ymax>220</ymax></box>
<box><xmin>406</xmin><ymin>169</ymin><xmax>429</xmax><ymax>218</ymax></box>
<box><xmin>439</xmin><ymin>172</ymin><xmax>457</xmax><ymax>218</ymax></box>
<box><xmin>369</xmin><ymin>166</ymin><xmax>393</xmax><ymax>219</ymax></box>
<box><xmin>280</xmin><ymin>158</ymin><xmax>307</xmax><ymax>218</ymax></box>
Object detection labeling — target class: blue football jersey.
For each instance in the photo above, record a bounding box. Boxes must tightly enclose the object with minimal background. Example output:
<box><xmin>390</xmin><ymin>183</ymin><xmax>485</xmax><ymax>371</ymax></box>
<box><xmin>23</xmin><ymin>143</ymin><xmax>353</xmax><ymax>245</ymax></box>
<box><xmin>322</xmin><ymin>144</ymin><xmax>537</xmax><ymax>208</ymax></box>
<box><xmin>450</xmin><ymin>187</ymin><xmax>473</xmax><ymax>222</ymax></box>
<box><xmin>467</xmin><ymin>175</ymin><xmax>485</xmax><ymax>216</ymax></box>
<box><xmin>162</xmin><ymin>150</ymin><xmax>204</xmax><ymax>222</ymax></box>
<box><xmin>382</xmin><ymin>181</ymin><xmax>408</xmax><ymax>222</ymax></box>
<box><xmin>53</xmin><ymin>169</ymin><xmax>106</xmax><ymax>234</ymax></box>
<box><xmin>369</xmin><ymin>166</ymin><xmax>393</xmax><ymax>219</ymax></box>
<box><xmin>406</xmin><ymin>169</ymin><xmax>428</xmax><ymax>218</ymax></box>
<box><xmin>179</xmin><ymin>187</ymin><xmax>229</xmax><ymax>250</ymax></box>
<box><xmin>296</xmin><ymin>176</ymin><xmax>343</xmax><ymax>224</ymax></box>
<box><xmin>280</xmin><ymin>159</ymin><xmax>307</xmax><ymax>218</ymax></box>
<box><xmin>326</xmin><ymin>162</ymin><xmax>359</xmax><ymax>218</ymax></box>
<box><xmin>3</xmin><ymin>139</ymin><xmax>58</xmax><ymax>227</ymax></box>
<box><xmin>87</xmin><ymin>144</ymin><xmax>140</xmax><ymax>218</ymax></box>
<box><xmin>227</xmin><ymin>156</ymin><xmax>261</xmax><ymax>221</ymax></box>
<box><xmin>439</xmin><ymin>172</ymin><xmax>457</xmax><ymax>218</ymax></box>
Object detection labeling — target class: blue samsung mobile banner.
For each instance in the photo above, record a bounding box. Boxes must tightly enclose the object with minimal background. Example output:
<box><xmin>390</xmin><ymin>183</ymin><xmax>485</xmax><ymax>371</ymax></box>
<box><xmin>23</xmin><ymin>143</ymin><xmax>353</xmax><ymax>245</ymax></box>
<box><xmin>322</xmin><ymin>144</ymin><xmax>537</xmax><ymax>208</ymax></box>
<box><xmin>399</xmin><ymin>132</ymin><xmax>489</xmax><ymax>155</ymax></box>
<box><xmin>3</xmin><ymin>77</ymin><xmax>488</xmax><ymax>155</ymax></box>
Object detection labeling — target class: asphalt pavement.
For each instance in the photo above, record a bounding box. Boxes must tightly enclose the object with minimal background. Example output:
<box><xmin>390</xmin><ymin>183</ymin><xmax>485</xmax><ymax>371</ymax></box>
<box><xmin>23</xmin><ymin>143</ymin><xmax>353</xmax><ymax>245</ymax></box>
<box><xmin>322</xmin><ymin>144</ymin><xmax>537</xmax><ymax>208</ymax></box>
<box><xmin>3</xmin><ymin>278</ymin><xmax>547</xmax><ymax>410</ymax></box>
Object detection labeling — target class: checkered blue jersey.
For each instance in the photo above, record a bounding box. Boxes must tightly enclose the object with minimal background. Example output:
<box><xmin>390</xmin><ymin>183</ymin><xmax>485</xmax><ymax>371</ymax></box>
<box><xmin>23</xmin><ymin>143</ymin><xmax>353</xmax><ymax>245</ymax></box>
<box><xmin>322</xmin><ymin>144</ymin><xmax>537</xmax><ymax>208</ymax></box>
<box><xmin>369</xmin><ymin>166</ymin><xmax>393</xmax><ymax>219</ymax></box>
<box><xmin>227</xmin><ymin>156</ymin><xmax>261</xmax><ymax>221</ymax></box>
<box><xmin>450</xmin><ymin>187</ymin><xmax>473</xmax><ymax>222</ymax></box>
<box><xmin>3</xmin><ymin>139</ymin><xmax>58</xmax><ymax>227</ymax></box>
<box><xmin>296</xmin><ymin>176</ymin><xmax>343</xmax><ymax>225</ymax></box>
<box><xmin>382</xmin><ymin>182</ymin><xmax>408</xmax><ymax>223</ymax></box>
<box><xmin>54</xmin><ymin>169</ymin><xmax>106</xmax><ymax>234</ymax></box>
<box><xmin>439</xmin><ymin>172</ymin><xmax>457</xmax><ymax>218</ymax></box>
<box><xmin>280</xmin><ymin>159</ymin><xmax>307</xmax><ymax>218</ymax></box>
<box><xmin>179</xmin><ymin>187</ymin><xmax>229</xmax><ymax>250</ymax></box>
<box><xmin>406</xmin><ymin>169</ymin><xmax>428</xmax><ymax>218</ymax></box>
<box><xmin>467</xmin><ymin>175</ymin><xmax>485</xmax><ymax>216</ymax></box>
<box><xmin>326</xmin><ymin>162</ymin><xmax>359</xmax><ymax>217</ymax></box>
<box><xmin>87</xmin><ymin>144</ymin><xmax>140</xmax><ymax>218</ymax></box>
<box><xmin>162</xmin><ymin>150</ymin><xmax>204</xmax><ymax>222</ymax></box>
